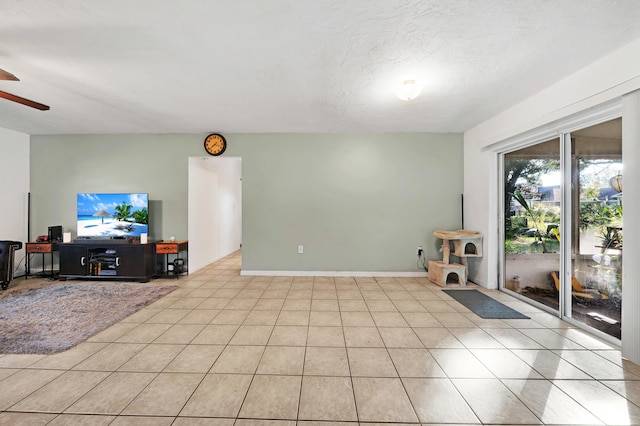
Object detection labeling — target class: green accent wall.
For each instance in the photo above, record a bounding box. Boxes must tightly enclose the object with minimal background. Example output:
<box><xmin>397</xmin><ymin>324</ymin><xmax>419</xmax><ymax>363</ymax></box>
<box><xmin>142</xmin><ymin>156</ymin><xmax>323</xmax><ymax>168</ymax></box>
<box><xmin>30</xmin><ymin>132</ymin><xmax>462</xmax><ymax>272</ymax></box>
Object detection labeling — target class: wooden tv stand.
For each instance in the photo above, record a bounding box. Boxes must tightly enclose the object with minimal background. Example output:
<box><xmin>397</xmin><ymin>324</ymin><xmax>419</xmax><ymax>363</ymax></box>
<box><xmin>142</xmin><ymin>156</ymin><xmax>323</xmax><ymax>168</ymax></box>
<box><xmin>59</xmin><ymin>240</ymin><xmax>154</xmax><ymax>282</ymax></box>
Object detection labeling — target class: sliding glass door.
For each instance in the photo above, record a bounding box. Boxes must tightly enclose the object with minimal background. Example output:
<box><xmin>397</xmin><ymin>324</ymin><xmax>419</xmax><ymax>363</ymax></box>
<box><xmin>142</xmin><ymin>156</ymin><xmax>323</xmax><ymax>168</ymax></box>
<box><xmin>569</xmin><ymin>119</ymin><xmax>622</xmax><ymax>339</ymax></box>
<box><xmin>503</xmin><ymin>138</ymin><xmax>561</xmax><ymax>313</ymax></box>
<box><xmin>501</xmin><ymin>118</ymin><xmax>622</xmax><ymax>341</ymax></box>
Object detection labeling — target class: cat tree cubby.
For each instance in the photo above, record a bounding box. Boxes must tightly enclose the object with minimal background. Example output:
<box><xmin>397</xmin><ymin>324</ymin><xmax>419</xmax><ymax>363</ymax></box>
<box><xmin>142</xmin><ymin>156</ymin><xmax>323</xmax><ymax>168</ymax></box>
<box><xmin>428</xmin><ymin>229</ymin><xmax>482</xmax><ymax>287</ymax></box>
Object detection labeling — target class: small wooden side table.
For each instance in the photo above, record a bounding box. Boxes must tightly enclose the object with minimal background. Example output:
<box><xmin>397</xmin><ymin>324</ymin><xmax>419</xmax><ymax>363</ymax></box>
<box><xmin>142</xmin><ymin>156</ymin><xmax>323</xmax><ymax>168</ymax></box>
<box><xmin>26</xmin><ymin>241</ymin><xmax>59</xmax><ymax>279</ymax></box>
<box><xmin>155</xmin><ymin>240</ymin><xmax>188</xmax><ymax>279</ymax></box>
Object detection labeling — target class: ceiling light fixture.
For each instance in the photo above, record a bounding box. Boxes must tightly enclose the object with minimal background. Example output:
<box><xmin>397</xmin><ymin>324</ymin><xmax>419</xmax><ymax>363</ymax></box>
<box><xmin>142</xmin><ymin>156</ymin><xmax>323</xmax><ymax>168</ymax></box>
<box><xmin>396</xmin><ymin>79</ymin><xmax>422</xmax><ymax>101</ymax></box>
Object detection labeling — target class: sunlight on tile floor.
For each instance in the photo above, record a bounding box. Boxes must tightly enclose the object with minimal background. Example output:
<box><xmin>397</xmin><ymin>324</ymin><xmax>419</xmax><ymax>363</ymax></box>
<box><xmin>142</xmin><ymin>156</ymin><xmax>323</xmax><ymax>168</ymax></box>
<box><xmin>1</xmin><ymin>250</ymin><xmax>640</xmax><ymax>425</ymax></box>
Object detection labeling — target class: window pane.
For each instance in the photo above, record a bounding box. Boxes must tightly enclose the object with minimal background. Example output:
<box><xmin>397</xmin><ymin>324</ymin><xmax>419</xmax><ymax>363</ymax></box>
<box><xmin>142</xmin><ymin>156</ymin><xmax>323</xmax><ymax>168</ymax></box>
<box><xmin>504</xmin><ymin>138</ymin><xmax>560</xmax><ymax>311</ymax></box>
<box><xmin>571</xmin><ymin>119</ymin><xmax>622</xmax><ymax>339</ymax></box>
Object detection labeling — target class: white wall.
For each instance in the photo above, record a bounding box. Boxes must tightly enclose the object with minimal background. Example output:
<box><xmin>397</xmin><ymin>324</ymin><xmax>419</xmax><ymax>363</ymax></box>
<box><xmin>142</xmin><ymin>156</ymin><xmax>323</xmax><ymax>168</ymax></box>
<box><xmin>0</xmin><ymin>127</ymin><xmax>29</xmax><ymax>274</ymax></box>
<box><xmin>464</xmin><ymin>37</ymin><xmax>640</xmax><ymax>288</ymax></box>
<box><xmin>464</xmin><ymin>37</ymin><xmax>640</xmax><ymax>363</ymax></box>
<box><xmin>188</xmin><ymin>157</ymin><xmax>242</xmax><ymax>272</ymax></box>
<box><xmin>621</xmin><ymin>91</ymin><xmax>640</xmax><ymax>363</ymax></box>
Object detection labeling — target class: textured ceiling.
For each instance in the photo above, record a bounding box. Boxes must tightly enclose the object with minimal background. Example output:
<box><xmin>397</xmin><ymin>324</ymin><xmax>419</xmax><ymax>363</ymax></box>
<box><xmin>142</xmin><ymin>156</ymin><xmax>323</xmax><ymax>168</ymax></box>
<box><xmin>0</xmin><ymin>0</ymin><xmax>639</xmax><ymax>135</ymax></box>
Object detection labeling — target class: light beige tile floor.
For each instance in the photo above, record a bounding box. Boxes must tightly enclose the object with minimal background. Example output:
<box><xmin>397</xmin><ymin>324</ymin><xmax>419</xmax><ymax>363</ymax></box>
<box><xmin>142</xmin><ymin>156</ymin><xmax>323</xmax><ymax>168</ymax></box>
<box><xmin>1</xmin><ymin>250</ymin><xmax>639</xmax><ymax>425</ymax></box>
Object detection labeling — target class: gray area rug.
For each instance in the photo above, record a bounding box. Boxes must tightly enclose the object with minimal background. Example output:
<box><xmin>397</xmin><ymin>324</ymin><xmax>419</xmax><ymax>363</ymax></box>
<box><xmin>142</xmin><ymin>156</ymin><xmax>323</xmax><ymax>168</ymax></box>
<box><xmin>443</xmin><ymin>289</ymin><xmax>529</xmax><ymax>319</ymax></box>
<box><xmin>0</xmin><ymin>282</ymin><xmax>176</xmax><ymax>354</ymax></box>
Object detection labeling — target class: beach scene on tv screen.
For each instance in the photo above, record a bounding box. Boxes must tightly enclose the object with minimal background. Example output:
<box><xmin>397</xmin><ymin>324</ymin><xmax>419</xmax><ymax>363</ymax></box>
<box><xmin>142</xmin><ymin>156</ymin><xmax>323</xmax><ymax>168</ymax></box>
<box><xmin>77</xmin><ymin>193</ymin><xmax>149</xmax><ymax>237</ymax></box>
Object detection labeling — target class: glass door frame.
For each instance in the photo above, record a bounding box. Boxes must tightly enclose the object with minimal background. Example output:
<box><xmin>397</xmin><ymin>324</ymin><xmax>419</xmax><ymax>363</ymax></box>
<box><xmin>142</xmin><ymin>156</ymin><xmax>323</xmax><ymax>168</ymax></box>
<box><xmin>498</xmin><ymin>147</ymin><xmax>561</xmax><ymax>317</ymax></box>
<box><xmin>560</xmin><ymin>131</ymin><xmax>571</xmax><ymax>321</ymax></box>
<box><xmin>494</xmin><ymin>101</ymin><xmax>622</xmax><ymax>346</ymax></box>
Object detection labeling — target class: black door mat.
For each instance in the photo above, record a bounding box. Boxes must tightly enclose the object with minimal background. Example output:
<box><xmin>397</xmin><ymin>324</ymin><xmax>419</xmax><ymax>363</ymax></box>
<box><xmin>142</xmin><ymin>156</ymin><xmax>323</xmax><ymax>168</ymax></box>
<box><xmin>442</xmin><ymin>289</ymin><xmax>530</xmax><ymax>319</ymax></box>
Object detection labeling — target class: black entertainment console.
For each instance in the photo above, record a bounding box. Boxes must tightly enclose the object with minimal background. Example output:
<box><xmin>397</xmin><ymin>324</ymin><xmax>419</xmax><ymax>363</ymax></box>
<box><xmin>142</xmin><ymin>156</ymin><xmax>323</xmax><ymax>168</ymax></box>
<box><xmin>59</xmin><ymin>239</ymin><xmax>154</xmax><ymax>282</ymax></box>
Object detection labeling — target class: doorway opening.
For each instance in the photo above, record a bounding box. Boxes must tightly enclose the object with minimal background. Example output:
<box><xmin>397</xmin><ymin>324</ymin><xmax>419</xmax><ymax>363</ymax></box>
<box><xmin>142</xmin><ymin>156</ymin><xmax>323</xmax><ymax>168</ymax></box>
<box><xmin>188</xmin><ymin>157</ymin><xmax>242</xmax><ymax>273</ymax></box>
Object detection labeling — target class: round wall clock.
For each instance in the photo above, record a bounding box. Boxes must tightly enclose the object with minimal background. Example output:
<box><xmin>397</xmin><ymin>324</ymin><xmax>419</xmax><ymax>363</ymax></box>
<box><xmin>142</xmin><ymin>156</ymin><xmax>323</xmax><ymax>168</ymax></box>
<box><xmin>204</xmin><ymin>133</ymin><xmax>227</xmax><ymax>156</ymax></box>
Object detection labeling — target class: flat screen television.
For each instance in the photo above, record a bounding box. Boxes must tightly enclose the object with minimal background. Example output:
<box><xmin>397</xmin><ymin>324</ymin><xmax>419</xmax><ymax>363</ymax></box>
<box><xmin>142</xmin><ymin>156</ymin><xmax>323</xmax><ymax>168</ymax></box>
<box><xmin>77</xmin><ymin>193</ymin><xmax>149</xmax><ymax>238</ymax></box>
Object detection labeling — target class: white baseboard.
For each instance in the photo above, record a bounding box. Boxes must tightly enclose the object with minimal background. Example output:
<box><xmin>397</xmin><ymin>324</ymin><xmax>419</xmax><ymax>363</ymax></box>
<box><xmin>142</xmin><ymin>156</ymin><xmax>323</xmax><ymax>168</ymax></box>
<box><xmin>241</xmin><ymin>270</ymin><xmax>429</xmax><ymax>277</ymax></box>
<box><xmin>467</xmin><ymin>276</ymin><xmax>494</xmax><ymax>289</ymax></box>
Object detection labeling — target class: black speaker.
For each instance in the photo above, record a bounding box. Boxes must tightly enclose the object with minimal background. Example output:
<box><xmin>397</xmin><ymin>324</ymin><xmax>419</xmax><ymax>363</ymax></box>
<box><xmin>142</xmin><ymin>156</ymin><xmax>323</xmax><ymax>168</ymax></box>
<box><xmin>173</xmin><ymin>258</ymin><xmax>185</xmax><ymax>274</ymax></box>
<box><xmin>48</xmin><ymin>225</ymin><xmax>63</xmax><ymax>241</ymax></box>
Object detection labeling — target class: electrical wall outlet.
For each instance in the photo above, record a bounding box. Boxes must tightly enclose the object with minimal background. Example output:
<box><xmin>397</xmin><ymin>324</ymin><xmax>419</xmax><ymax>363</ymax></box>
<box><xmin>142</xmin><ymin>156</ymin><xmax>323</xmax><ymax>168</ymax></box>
<box><xmin>298</xmin><ymin>245</ymin><xmax>304</xmax><ymax>254</ymax></box>
<box><xmin>417</xmin><ymin>246</ymin><xmax>423</xmax><ymax>256</ymax></box>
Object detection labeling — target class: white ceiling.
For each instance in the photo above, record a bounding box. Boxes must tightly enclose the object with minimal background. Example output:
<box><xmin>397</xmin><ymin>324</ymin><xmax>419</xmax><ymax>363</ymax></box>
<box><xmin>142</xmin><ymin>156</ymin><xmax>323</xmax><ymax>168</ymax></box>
<box><xmin>1</xmin><ymin>0</ymin><xmax>639</xmax><ymax>135</ymax></box>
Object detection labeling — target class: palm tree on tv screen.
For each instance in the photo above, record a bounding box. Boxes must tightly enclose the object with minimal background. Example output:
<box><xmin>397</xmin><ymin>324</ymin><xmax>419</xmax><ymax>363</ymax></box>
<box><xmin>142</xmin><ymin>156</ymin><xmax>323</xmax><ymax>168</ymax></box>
<box><xmin>113</xmin><ymin>202</ymin><xmax>133</xmax><ymax>222</ymax></box>
<box><xmin>132</xmin><ymin>208</ymin><xmax>148</xmax><ymax>225</ymax></box>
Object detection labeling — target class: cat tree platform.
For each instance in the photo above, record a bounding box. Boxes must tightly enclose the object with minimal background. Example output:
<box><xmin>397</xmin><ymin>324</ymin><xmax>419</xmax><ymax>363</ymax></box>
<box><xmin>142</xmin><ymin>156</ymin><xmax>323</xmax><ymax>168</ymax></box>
<box><xmin>429</xmin><ymin>229</ymin><xmax>482</xmax><ymax>287</ymax></box>
<box><xmin>428</xmin><ymin>260</ymin><xmax>466</xmax><ymax>286</ymax></box>
<box><xmin>432</xmin><ymin>229</ymin><xmax>483</xmax><ymax>263</ymax></box>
